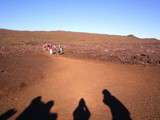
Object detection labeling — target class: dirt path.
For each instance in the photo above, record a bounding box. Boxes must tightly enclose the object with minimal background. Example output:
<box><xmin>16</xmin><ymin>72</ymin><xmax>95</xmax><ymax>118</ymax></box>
<box><xmin>0</xmin><ymin>55</ymin><xmax>160</xmax><ymax>120</ymax></box>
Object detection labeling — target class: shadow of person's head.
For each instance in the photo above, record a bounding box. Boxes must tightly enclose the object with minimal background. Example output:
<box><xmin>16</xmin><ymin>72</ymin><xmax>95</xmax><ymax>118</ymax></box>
<box><xmin>30</xmin><ymin>96</ymin><xmax>54</xmax><ymax>112</ymax></box>
<box><xmin>102</xmin><ymin>89</ymin><xmax>112</xmax><ymax>105</ymax></box>
<box><xmin>102</xmin><ymin>89</ymin><xmax>132</xmax><ymax>120</ymax></box>
<box><xmin>78</xmin><ymin>98</ymin><xmax>86</xmax><ymax>108</ymax></box>
<box><xmin>73</xmin><ymin>98</ymin><xmax>91</xmax><ymax>120</ymax></box>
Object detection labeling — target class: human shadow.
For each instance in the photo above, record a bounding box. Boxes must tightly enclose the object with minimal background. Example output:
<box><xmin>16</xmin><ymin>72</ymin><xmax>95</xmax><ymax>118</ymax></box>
<box><xmin>16</xmin><ymin>96</ymin><xmax>57</xmax><ymax>120</ymax></box>
<box><xmin>0</xmin><ymin>109</ymin><xmax>17</xmax><ymax>120</ymax></box>
<box><xmin>102</xmin><ymin>89</ymin><xmax>132</xmax><ymax>120</ymax></box>
<box><xmin>73</xmin><ymin>98</ymin><xmax>91</xmax><ymax>120</ymax></box>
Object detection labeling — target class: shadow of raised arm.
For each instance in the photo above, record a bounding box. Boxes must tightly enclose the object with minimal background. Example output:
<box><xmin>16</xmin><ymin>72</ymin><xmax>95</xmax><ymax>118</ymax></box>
<box><xmin>102</xmin><ymin>89</ymin><xmax>132</xmax><ymax>120</ymax></box>
<box><xmin>0</xmin><ymin>109</ymin><xmax>17</xmax><ymax>120</ymax></box>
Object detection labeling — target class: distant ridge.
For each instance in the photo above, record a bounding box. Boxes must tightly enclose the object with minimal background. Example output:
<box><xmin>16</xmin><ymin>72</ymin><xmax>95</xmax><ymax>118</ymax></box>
<box><xmin>0</xmin><ymin>28</ymin><xmax>159</xmax><ymax>41</ymax></box>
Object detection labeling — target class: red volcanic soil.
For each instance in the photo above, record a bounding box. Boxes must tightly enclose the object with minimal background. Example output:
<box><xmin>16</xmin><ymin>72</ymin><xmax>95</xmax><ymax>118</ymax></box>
<box><xmin>0</xmin><ymin>29</ymin><xmax>160</xmax><ymax>120</ymax></box>
<box><xmin>0</xmin><ymin>54</ymin><xmax>160</xmax><ymax>120</ymax></box>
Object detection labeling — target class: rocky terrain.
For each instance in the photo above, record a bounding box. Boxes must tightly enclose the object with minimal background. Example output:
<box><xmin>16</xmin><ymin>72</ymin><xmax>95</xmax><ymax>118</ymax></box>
<box><xmin>0</xmin><ymin>29</ymin><xmax>160</xmax><ymax>65</ymax></box>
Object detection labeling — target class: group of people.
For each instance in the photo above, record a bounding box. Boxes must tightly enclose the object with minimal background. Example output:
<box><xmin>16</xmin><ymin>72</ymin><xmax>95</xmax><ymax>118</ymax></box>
<box><xmin>43</xmin><ymin>43</ymin><xmax>64</xmax><ymax>55</ymax></box>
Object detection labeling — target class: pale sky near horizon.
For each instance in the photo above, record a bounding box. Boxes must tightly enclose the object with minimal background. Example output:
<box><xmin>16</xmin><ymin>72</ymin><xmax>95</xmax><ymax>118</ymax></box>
<box><xmin>0</xmin><ymin>0</ymin><xmax>160</xmax><ymax>38</ymax></box>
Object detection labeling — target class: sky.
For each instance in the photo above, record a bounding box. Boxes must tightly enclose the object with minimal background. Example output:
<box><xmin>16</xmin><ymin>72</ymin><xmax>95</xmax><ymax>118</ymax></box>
<box><xmin>0</xmin><ymin>0</ymin><xmax>160</xmax><ymax>38</ymax></box>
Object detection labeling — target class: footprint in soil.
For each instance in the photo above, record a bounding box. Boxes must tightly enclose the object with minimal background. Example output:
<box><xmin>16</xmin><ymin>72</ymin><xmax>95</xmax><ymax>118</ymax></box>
<box><xmin>0</xmin><ymin>69</ymin><xmax>9</xmax><ymax>74</ymax></box>
<box><xmin>1</xmin><ymin>69</ymin><xmax>6</xmax><ymax>73</ymax></box>
<box><xmin>19</xmin><ymin>82</ymin><xmax>27</xmax><ymax>89</ymax></box>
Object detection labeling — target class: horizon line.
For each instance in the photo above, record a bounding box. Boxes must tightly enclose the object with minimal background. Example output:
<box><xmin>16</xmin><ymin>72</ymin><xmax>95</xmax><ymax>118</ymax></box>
<box><xmin>0</xmin><ymin>28</ymin><xmax>159</xmax><ymax>40</ymax></box>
